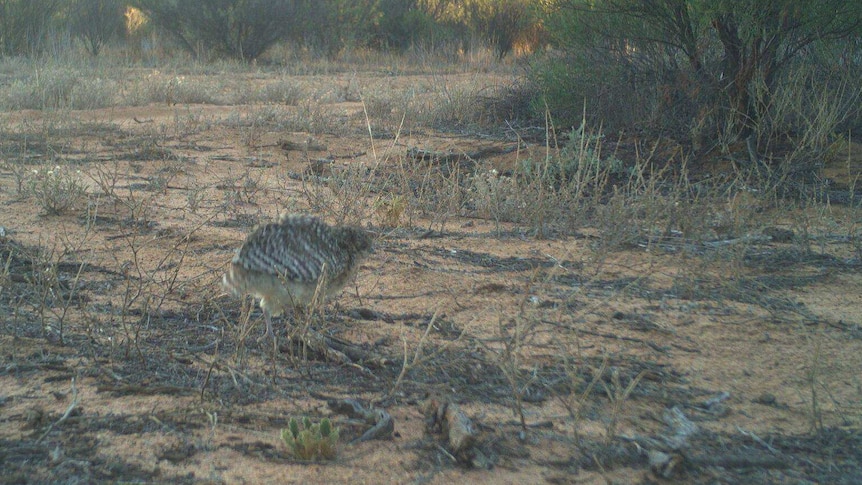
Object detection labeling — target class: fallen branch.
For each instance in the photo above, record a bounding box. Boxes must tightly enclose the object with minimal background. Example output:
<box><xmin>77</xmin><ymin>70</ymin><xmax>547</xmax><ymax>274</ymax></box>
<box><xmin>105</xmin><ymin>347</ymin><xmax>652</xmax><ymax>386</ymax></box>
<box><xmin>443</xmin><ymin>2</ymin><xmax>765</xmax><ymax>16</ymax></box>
<box><xmin>625</xmin><ymin>406</ymin><xmax>791</xmax><ymax>478</ymax></box>
<box><xmin>407</xmin><ymin>144</ymin><xmax>523</xmax><ymax>164</ymax></box>
<box><xmin>96</xmin><ymin>384</ymin><xmax>196</xmax><ymax>396</ymax></box>
<box><xmin>281</xmin><ymin>329</ymin><xmax>389</xmax><ymax>369</ymax></box>
<box><xmin>422</xmin><ymin>396</ymin><xmax>494</xmax><ymax>469</ymax></box>
<box><xmin>36</xmin><ymin>377</ymin><xmax>79</xmax><ymax>444</ymax></box>
<box><xmin>543</xmin><ymin>320</ymin><xmax>669</xmax><ymax>354</ymax></box>
<box><xmin>327</xmin><ymin>398</ymin><xmax>394</xmax><ymax>442</ymax></box>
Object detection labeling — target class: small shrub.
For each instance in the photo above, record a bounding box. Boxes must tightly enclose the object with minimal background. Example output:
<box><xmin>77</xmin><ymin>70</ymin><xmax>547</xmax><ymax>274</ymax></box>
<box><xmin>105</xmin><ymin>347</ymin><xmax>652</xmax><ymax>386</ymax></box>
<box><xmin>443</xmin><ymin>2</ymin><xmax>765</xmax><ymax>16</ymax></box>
<box><xmin>373</xmin><ymin>194</ymin><xmax>406</xmax><ymax>227</ymax></box>
<box><xmin>70</xmin><ymin>78</ymin><xmax>118</xmax><ymax>109</ymax></box>
<box><xmin>2</xmin><ymin>70</ymin><xmax>77</xmax><ymax>110</ymax></box>
<box><xmin>280</xmin><ymin>416</ymin><xmax>339</xmax><ymax>461</ymax></box>
<box><xmin>468</xmin><ymin>124</ymin><xmax>623</xmax><ymax>235</ymax></box>
<box><xmin>167</xmin><ymin>76</ymin><xmax>221</xmax><ymax>105</ymax></box>
<box><xmin>126</xmin><ymin>74</ymin><xmax>220</xmax><ymax>106</ymax></box>
<box><xmin>125</xmin><ymin>72</ymin><xmax>167</xmax><ymax>106</ymax></box>
<box><xmin>302</xmin><ymin>163</ymin><xmax>374</xmax><ymax>225</ymax></box>
<box><xmin>518</xmin><ymin>125</ymin><xmax>626</xmax><ymax>189</ymax></box>
<box><xmin>2</xmin><ymin>70</ymin><xmax>118</xmax><ymax>111</ymax></box>
<box><xmin>251</xmin><ymin>79</ymin><xmax>303</xmax><ymax>105</ymax></box>
<box><xmin>470</xmin><ymin>168</ymin><xmax>524</xmax><ymax>223</ymax></box>
<box><xmin>425</xmin><ymin>84</ymin><xmax>485</xmax><ymax>130</ymax></box>
<box><xmin>28</xmin><ymin>165</ymin><xmax>89</xmax><ymax>215</ymax></box>
<box><xmin>363</xmin><ymin>95</ymin><xmax>395</xmax><ymax>120</ymax></box>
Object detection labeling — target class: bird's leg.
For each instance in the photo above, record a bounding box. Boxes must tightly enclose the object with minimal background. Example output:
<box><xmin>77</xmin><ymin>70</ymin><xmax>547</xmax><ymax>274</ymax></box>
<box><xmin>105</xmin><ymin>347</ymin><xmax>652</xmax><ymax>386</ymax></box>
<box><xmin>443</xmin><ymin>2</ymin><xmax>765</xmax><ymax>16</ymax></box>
<box><xmin>263</xmin><ymin>311</ymin><xmax>278</xmax><ymax>379</ymax></box>
<box><xmin>264</xmin><ymin>311</ymin><xmax>275</xmax><ymax>339</ymax></box>
<box><xmin>259</xmin><ymin>311</ymin><xmax>276</xmax><ymax>348</ymax></box>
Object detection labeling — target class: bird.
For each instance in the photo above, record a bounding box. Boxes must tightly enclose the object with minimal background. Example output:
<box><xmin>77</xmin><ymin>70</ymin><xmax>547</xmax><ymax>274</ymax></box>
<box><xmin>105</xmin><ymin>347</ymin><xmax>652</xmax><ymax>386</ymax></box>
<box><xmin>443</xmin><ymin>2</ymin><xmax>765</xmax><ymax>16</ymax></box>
<box><xmin>222</xmin><ymin>213</ymin><xmax>373</xmax><ymax>342</ymax></box>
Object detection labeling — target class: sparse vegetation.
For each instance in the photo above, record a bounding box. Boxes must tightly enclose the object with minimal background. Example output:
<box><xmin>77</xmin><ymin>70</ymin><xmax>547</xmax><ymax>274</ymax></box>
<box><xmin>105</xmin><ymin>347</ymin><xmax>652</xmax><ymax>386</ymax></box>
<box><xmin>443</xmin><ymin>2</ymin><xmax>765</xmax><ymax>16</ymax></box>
<box><xmin>0</xmin><ymin>7</ymin><xmax>859</xmax><ymax>484</ymax></box>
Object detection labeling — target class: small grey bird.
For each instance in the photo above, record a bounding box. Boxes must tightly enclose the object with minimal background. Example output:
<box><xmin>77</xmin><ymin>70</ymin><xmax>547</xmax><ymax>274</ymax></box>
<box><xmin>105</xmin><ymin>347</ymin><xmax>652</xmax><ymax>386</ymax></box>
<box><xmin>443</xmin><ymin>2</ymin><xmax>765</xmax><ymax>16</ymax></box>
<box><xmin>223</xmin><ymin>214</ymin><xmax>373</xmax><ymax>341</ymax></box>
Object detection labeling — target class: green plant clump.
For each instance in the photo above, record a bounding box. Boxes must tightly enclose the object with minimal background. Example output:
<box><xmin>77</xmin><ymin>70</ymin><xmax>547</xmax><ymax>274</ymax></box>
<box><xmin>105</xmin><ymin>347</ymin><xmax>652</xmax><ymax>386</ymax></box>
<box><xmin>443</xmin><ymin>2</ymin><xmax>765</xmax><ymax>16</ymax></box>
<box><xmin>280</xmin><ymin>416</ymin><xmax>340</xmax><ymax>461</ymax></box>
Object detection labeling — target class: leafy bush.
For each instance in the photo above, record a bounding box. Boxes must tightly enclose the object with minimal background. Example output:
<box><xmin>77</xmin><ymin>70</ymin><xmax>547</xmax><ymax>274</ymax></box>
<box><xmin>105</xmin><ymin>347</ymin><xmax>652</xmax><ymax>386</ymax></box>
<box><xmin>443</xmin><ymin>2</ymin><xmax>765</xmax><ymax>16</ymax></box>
<box><xmin>530</xmin><ymin>50</ymin><xmax>677</xmax><ymax>136</ymax></box>
<box><xmin>372</xmin><ymin>3</ymin><xmax>444</xmax><ymax>51</ymax></box>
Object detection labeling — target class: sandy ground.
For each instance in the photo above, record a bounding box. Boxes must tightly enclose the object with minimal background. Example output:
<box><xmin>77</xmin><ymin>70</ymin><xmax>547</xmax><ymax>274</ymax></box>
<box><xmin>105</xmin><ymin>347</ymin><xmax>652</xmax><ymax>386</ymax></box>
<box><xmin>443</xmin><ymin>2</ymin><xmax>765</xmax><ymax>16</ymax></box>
<box><xmin>1</xmin><ymin>69</ymin><xmax>861</xmax><ymax>484</ymax></box>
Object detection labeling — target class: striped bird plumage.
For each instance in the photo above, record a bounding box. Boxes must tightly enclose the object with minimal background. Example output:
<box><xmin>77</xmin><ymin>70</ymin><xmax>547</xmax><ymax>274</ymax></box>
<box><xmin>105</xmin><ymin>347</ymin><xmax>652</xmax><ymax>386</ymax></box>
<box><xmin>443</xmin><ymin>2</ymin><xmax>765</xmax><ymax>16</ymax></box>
<box><xmin>222</xmin><ymin>214</ymin><xmax>372</xmax><ymax>340</ymax></box>
<box><xmin>237</xmin><ymin>214</ymin><xmax>368</xmax><ymax>283</ymax></box>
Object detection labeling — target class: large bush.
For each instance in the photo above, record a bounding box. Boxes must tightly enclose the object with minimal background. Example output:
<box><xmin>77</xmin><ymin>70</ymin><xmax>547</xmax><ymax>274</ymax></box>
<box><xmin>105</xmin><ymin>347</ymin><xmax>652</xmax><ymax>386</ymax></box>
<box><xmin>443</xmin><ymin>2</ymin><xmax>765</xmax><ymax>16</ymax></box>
<box><xmin>467</xmin><ymin>0</ymin><xmax>539</xmax><ymax>59</ymax></box>
<box><xmin>0</xmin><ymin>0</ymin><xmax>62</xmax><ymax>56</ymax></box>
<box><xmin>295</xmin><ymin>0</ymin><xmax>385</xmax><ymax>56</ymax></box>
<box><xmin>68</xmin><ymin>0</ymin><xmax>126</xmax><ymax>56</ymax></box>
<box><xmin>132</xmin><ymin>0</ymin><xmax>455</xmax><ymax>59</ymax></box>
<box><xmin>536</xmin><ymin>0</ymin><xmax>862</xmax><ymax>153</ymax></box>
<box><xmin>132</xmin><ymin>0</ymin><xmax>301</xmax><ymax>61</ymax></box>
<box><xmin>418</xmin><ymin>0</ymin><xmax>544</xmax><ymax>58</ymax></box>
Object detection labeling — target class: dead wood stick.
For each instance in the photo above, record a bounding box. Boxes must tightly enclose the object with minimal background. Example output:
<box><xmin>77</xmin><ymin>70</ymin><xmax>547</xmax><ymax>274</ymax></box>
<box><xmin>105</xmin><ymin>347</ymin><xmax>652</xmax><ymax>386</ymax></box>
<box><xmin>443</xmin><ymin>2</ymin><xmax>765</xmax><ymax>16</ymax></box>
<box><xmin>96</xmin><ymin>384</ymin><xmax>195</xmax><ymax>396</ymax></box>
<box><xmin>327</xmin><ymin>398</ymin><xmax>394</xmax><ymax>442</ymax></box>
<box><xmin>36</xmin><ymin>377</ymin><xmax>79</xmax><ymax>443</ymax></box>
<box><xmin>423</xmin><ymin>397</ymin><xmax>477</xmax><ymax>456</ymax></box>
<box><xmin>542</xmin><ymin>320</ymin><xmax>669</xmax><ymax>353</ymax></box>
<box><xmin>280</xmin><ymin>330</ymin><xmax>388</xmax><ymax>368</ymax></box>
<box><xmin>685</xmin><ymin>453</ymin><xmax>788</xmax><ymax>469</ymax></box>
<box><xmin>322</xmin><ymin>334</ymin><xmax>389</xmax><ymax>368</ymax></box>
<box><xmin>407</xmin><ymin>144</ymin><xmax>523</xmax><ymax>164</ymax></box>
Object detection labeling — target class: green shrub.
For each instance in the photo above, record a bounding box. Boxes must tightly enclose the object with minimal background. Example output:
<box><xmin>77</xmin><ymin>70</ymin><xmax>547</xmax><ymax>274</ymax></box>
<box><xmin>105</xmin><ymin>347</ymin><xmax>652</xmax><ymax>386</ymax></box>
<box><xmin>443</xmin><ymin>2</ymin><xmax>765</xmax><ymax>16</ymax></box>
<box><xmin>280</xmin><ymin>416</ymin><xmax>339</xmax><ymax>461</ymax></box>
<box><xmin>518</xmin><ymin>124</ymin><xmax>625</xmax><ymax>189</ymax></box>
